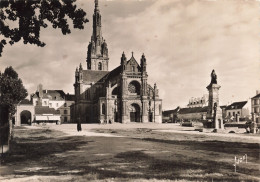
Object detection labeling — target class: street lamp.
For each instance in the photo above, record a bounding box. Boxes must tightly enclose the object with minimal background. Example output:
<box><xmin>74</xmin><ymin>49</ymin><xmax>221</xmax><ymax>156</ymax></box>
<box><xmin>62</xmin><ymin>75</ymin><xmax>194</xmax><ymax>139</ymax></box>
<box><xmin>154</xmin><ymin>83</ymin><xmax>156</xmax><ymax>123</ymax></box>
<box><xmin>114</xmin><ymin>99</ymin><xmax>117</xmax><ymax>123</ymax></box>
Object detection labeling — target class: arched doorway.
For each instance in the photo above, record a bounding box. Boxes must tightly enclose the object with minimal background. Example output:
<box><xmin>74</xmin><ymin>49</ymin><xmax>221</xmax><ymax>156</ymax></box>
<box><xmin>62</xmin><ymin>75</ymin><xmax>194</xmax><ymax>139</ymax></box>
<box><xmin>20</xmin><ymin>110</ymin><xmax>32</xmax><ymax>125</ymax></box>
<box><xmin>129</xmin><ymin>103</ymin><xmax>140</xmax><ymax>122</ymax></box>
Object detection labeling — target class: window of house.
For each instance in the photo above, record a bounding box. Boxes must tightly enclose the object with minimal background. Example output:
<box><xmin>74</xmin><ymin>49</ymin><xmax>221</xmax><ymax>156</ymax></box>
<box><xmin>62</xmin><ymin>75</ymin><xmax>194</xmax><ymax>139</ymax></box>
<box><xmin>64</xmin><ymin>110</ymin><xmax>67</xmax><ymax>114</ymax></box>
<box><xmin>44</xmin><ymin>101</ymin><xmax>47</xmax><ymax>105</ymax></box>
<box><xmin>233</xmin><ymin>112</ymin><xmax>235</xmax><ymax>116</ymax></box>
<box><xmin>229</xmin><ymin>112</ymin><xmax>231</xmax><ymax>116</ymax></box>
<box><xmin>56</xmin><ymin>103</ymin><xmax>58</xmax><ymax>107</ymax></box>
<box><xmin>64</xmin><ymin>103</ymin><xmax>67</xmax><ymax>107</ymax></box>
<box><xmin>237</xmin><ymin>111</ymin><xmax>240</xmax><ymax>115</ymax></box>
<box><xmin>64</xmin><ymin>117</ymin><xmax>67</xmax><ymax>122</ymax></box>
<box><xmin>49</xmin><ymin>103</ymin><xmax>52</xmax><ymax>107</ymax></box>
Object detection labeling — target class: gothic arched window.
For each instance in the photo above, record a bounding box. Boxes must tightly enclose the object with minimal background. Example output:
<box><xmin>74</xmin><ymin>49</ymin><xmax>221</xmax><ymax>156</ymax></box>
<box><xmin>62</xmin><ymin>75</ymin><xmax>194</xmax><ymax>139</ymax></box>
<box><xmin>132</xmin><ymin>66</ymin><xmax>135</xmax><ymax>72</ymax></box>
<box><xmin>98</xmin><ymin>62</ymin><xmax>102</xmax><ymax>70</ymax></box>
<box><xmin>102</xmin><ymin>103</ymin><xmax>105</xmax><ymax>115</ymax></box>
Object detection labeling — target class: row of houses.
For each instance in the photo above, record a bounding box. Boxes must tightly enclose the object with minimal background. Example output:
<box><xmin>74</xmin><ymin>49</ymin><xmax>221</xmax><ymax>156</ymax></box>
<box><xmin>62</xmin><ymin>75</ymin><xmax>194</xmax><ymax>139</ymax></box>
<box><xmin>14</xmin><ymin>84</ymin><xmax>75</xmax><ymax>126</ymax></box>
<box><xmin>163</xmin><ymin>91</ymin><xmax>258</xmax><ymax>123</ymax></box>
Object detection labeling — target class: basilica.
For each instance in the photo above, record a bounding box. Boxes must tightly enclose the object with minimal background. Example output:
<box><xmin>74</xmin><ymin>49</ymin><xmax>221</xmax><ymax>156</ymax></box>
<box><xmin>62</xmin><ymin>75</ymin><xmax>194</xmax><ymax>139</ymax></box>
<box><xmin>71</xmin><ymin>0</ymin><xmax>162</xmax><ymax>124</ymax></box>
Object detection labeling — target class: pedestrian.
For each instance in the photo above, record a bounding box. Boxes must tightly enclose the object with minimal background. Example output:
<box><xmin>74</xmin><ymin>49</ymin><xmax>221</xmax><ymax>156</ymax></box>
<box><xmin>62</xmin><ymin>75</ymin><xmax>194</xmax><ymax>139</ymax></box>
<box><xmin>77</xmin><ymin>122</ymin><xmax>82</xmax><ymax>132</ymax></box>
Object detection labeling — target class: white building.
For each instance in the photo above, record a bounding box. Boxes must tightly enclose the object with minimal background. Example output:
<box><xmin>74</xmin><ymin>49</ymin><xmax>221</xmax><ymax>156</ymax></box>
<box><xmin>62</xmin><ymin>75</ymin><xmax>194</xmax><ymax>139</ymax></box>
<box><xmin>225</xmin><ymin>101</ymin><xmax>250</xmax><ymax>121</ymax></box>
<box><xmin>31</xmin><ymin>84</ymin><xmax>75</xmax><ymax>123</ymax></box>
<box><xmin>187</xmin><ymin>94</ymin><xmax>208</xmax><ymax>108</ymax></box>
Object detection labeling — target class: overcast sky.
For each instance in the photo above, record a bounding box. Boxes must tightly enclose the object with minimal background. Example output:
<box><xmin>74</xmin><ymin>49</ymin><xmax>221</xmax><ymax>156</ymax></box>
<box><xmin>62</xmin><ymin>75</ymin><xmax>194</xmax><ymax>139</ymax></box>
<box><xmin>0</xmin><ymin>0</ymin><xmax>259</xmax><ymax>110</ymax></box>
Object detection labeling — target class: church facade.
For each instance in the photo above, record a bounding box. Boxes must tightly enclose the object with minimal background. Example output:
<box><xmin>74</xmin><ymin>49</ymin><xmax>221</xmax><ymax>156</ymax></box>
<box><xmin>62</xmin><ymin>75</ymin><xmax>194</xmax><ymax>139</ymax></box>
<box><xmin>71</xmin><ymin>0</ymin><xmax>162</xmax><ymax>124</ymax></box>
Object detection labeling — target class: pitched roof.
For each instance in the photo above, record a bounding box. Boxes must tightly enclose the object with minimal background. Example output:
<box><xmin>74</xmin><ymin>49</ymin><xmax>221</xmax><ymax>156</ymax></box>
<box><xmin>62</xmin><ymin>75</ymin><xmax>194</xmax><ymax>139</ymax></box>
<box><xmin>163</xmin><ymin>107</ymin><xmax>180</xmax><ymax>115</ymax></box>
<box><xmin>99</xmin><ymin>66</ymin><xmax>121</xmax><ymax>82</ymax></box>
<box><xmin>35</xmin><ymin>106</ymin><xmax>60</xmax><ymax>115</ymax></box>
<box><xmin>65</xmin><ymin>94</ymin><xmax>75</xmax><ymax>101</ymax></box>
<box><xmin>31</xmin><ymin>90</ymin><xmax>66</xmax><ymax>100</ymax></box>
<box><xmin>252</xmin><ymin>93</ymin><xmax>260</xmax><ymax>99</ymax></box>
<box><xmin>43</xmin><ymin>90</ymin><xmax>65</xmax><ymax>100</ymax></box>
<box><xmin>178</xmin><ymin>106</ymin><xmax>208</xmax><ymax>114</ymax></box>
<box><xmin>31</xmin><ymin>93</ymin><xmax>38</xmax><ymax>98</ymax></box>
<box><xmin>226</xmin><ymin>101</ymin><xmax>247</xmax><ymax>110</ymax></box>
<box><xmin>18</xmin><ymin>99</ymin><xmax>33</xmax><ymax>105</ymax></box>
<box><xmin>220</xmin><ymin>105</ymin><xmax>227</xmax><ymax>109</ymax></box>
<box><xmin>82</xmin><ymin>70</ymin><xmax>109</xmax><ymax>83</ymax></box>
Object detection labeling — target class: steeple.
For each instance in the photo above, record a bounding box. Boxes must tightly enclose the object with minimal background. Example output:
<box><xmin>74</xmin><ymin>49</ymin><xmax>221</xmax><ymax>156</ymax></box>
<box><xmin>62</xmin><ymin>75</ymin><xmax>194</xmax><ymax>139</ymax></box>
<box><xmin>86</xmin><ymin>0</ymin><xmax>109</xmax><ymax>71</ymax></box>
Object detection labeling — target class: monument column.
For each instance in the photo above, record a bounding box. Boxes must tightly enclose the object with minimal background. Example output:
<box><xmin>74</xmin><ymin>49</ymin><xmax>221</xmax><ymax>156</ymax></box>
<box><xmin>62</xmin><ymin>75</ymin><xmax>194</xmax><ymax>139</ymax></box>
<box><xmin>206</xmin><ymin>70</ymin><xmax>223</xmax><ymax>129</ymax></box>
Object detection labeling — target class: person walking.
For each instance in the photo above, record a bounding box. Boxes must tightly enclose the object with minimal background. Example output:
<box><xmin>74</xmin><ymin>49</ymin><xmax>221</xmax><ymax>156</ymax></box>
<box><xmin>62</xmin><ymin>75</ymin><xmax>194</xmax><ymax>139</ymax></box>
<box><xmin>77</xmin><ymin>120</ymin><xmax>82</xmax><ymax>132</ymax></box>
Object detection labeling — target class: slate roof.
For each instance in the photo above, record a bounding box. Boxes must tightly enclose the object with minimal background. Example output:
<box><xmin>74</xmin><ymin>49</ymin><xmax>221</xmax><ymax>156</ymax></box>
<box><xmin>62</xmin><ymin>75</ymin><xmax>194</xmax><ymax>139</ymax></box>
<box><xmin>99</xmin><ymin>66</ymin><xmax>121</xmax><ymax>82</ymax></box>
<box><xmin>252</xmin><ymin>94</ymin><xmax>260</xmax><ymax>99</ymax></box>
<box><xmin>163</xmin><ymin>107</ymin><xmax>180</xmax><ymax>115</ymax></box>
<box><xmin>65</xmin><ymin>94</ymin><xmax>75</xmax><ymax>101</ymax></box>
<box><xmin>82</xmin><ymin>70</ymin><xmax>110</xmax><ymax>83</ymax></box>
<box><xmin>35</xmin><ymin>106</ymin><xmax>60</xmax><ymax>115</ymax></box>
<box><xmin>220</xmin><ymin>105</ymin><xmax>227</xmax><ymax>109</ymax></box>
<box><xmin>178</xmin><ymin>106</ymin><xmax>208</xmax><ymax>114</ymax></box>
<box><xmin>32</xmin><ymin>90</ymin><xmax>66</xmax><ymax>100</ymax></box>
<box><xmin>225</xmin><ymin>101</ymin><xmax>247</xmax><ymax>110</ymax></box>
<box><xmin>43</xmin><ymin>90</ymin><xmax>65</xmax><ymax>100</ymax></box>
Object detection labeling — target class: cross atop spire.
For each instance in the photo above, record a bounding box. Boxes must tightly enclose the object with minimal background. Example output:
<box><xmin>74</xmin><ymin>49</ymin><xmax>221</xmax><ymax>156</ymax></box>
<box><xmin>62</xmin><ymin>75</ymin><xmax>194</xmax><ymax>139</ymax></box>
<box><xmin>95</xmin><ymin>0</ymin><xmax>99</xmax><ymax>11</ymax></box>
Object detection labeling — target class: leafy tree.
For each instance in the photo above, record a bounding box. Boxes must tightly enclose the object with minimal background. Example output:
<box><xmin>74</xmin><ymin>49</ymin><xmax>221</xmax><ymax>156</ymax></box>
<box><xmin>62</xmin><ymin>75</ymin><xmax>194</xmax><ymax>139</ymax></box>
<box><xmin>0</xmin><ymin>0</ymin><xmax>89</xmax><ymax>56</ymax></box>
<box><xmin>0</xmin><ymin>66</ymin><xmax>27</xmax><ymax>144</ymax></box>
<box><xmin>0</xmin><ymin>67</ymin><xmax>28</xmax><ymax>115</ymax></box>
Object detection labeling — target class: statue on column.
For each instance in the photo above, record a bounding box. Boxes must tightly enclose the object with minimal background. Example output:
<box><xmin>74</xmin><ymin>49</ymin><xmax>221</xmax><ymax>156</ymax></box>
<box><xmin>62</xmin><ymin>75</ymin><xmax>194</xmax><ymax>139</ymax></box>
<box><xmin>210</xmin><ymin>69</ymin><xmax>217</xmax><ymax>84</ymax></box>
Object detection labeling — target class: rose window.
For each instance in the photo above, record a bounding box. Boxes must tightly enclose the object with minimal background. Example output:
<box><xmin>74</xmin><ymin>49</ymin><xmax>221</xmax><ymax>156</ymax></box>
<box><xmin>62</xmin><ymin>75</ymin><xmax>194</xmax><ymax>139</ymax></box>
<box><xmin>128</xmin><ymin>81</ymin><xmax>140</xmax><ymax>95</ymax></box>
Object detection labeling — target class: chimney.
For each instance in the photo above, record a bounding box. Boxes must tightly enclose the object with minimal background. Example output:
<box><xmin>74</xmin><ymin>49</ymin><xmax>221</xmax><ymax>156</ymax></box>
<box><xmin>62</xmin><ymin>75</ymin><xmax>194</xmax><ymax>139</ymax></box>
<box><xmin>38</xmin><ymin>84</ymin><xmax>43</xmax><ymax>98</ymax></box>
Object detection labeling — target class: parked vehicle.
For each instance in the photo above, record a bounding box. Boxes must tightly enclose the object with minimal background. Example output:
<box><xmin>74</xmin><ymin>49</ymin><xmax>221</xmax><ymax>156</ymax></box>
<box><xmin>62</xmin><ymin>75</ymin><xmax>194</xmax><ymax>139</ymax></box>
<box><xmin>180</xmin><ymin>120</ymin><xmax>194</xmax><ymax>127</ymax></box>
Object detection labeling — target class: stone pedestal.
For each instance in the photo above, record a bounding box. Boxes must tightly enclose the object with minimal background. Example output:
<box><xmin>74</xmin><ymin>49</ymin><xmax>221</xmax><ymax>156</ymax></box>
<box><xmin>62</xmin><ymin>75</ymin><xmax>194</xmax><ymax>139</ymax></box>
<box><xmin>206</xmin><ymin>83</ymin><xmax>223</xmax><ymax>129</ymax></box>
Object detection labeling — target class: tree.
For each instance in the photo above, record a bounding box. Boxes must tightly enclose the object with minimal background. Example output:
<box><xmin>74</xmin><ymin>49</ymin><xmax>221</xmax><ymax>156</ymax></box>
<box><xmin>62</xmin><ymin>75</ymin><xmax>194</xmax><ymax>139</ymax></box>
<box><xmin>0</xmin><ymin>0</ymin><xmax>89</xmax><ymax>56</ymax></box>
<box><xmin>0</xmin><ymin>66</ymin><xmax>27</xmax><ymax>145</ymax></box>
<box><xmin>0</xmin><ymin>66</ymin><xmax>28</xmax><ymax>115</ymax></box>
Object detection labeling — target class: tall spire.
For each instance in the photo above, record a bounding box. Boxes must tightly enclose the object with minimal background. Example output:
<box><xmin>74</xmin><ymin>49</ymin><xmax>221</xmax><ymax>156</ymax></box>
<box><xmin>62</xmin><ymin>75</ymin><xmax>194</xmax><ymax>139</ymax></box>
<box><xmin>86</xmin><ymin>0</ymin><xmax>109</xmax><ymax>71</ymax></box>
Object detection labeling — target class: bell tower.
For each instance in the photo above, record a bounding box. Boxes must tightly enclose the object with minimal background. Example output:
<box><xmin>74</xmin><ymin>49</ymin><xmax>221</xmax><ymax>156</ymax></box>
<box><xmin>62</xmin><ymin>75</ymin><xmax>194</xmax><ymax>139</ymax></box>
<box><xmin>86</xmin><ymin>0</ymin><xmax>109</xmax><ymax>71</ymax></box>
